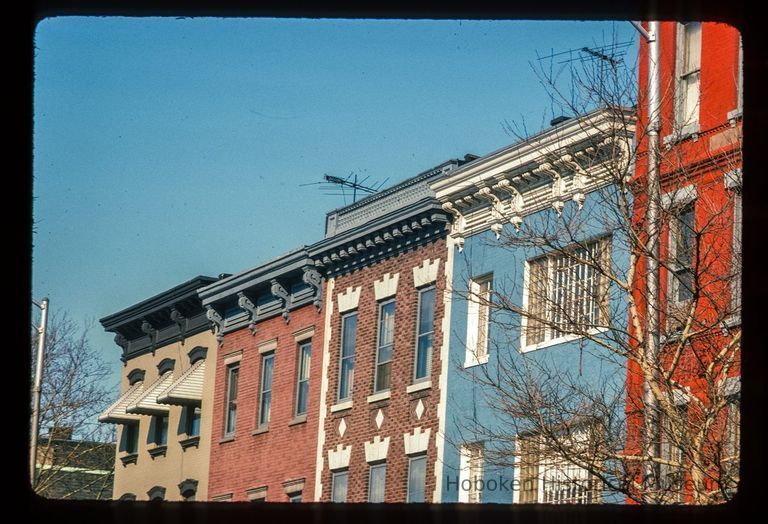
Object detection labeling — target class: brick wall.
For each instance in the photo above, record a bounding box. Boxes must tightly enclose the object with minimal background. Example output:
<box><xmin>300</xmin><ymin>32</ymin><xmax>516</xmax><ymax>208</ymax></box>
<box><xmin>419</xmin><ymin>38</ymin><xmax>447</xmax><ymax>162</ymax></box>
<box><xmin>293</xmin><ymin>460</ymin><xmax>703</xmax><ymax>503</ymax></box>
<box><xmin>208</xmin><ymin>303</ymin><xmax>325</xmax><ymax>501</ymax></box>
<box><xmin>319</xmin><ymin>237</ymin><xmax>447</xmax><ymax>502</ymax></box>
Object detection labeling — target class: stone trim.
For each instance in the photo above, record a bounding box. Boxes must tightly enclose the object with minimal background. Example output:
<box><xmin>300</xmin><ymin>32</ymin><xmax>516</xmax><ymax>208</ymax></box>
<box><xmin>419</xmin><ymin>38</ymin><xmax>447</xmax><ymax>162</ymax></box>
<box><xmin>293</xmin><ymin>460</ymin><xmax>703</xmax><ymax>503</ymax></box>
<box><xmin>367</xmin><ymin>391</ymin><xmax>391</xmax><ymax>404</ymax></box>
<box><xmin>661</xmin><ymin>184</ymin><xmax>697</xmax><ymax>209</ymax></box>
<box><xmin>373</xmin><ymin>272</ymin><xmax>400</xmax><ymax>300</ymax></box>
<box><xmin>293</xmin><ymin>326</ymin><xmax>315</xmax><ymax>342</ymax></box>
<box><xmin>724</xmin><ymin>168</ymin><xmax>743</xmax><ymax>189</ymax></box>
<box><xmin>330</xmin><ymin>400</ymin><xmax>353</xmax><ymax>413</ymax></box>
<box><xmin>404</xmin><ymin>427</ymin><xmax>431</xmax><ymax>456</ymax></box>
<box><xmin>257</xmin><ymin>338</ymin><xmax>278</xmax><ymax>354</ymax></box>
<box><xmin>314</xmin><ymin>277</ymin><xmax>335</xmax><ymax>501</ymax></box>
<box><xmin>127</xmin><ymin>368</ymin><xmax>145</xmax><ymax>386</ymax></box>
<box><xmin>337</xmin><ymin>286</ymin><xmax>361</xmax><ymax>313</ymax></box>
<box><xmin>406</xmin><ymin>381</ymin><xmax>432</xmax><ymax>394</ymax></box>
<box><xmin>157</xmin><ymin>358</ymin><xmax>176</xmax><ymax>375</ymax></box>
<box><xmin>364</xmin><ymin>435</ymin><xmax>390</xmax><ymax>463</ymax></box>
<box><xmin>246</xmin><ymin>486</ymin><xmax>268</xmax><ymax>501</ymax></box>
<box><xmin>413</xmin><ymin>259</ymin><xmax>440</xmax><ymax>288</ymax></box>
<box><xmin>282</xmin><ymin>477</ymin><xmax>305</xmax><ymax>495</ymax></box>
<box><xmin>328</xmin><ymin>443</ymin><xmax>352</xmax><ymax>471</ymax></box>
<box><xmin>187</xmin><ymin>345</ymin><xmax>208</xmax><ymax>364</ymax></box>
<box><xmin>222</xmin><ymin>351</ymin><xmax>242</xmax><ymax>366</ymax></box>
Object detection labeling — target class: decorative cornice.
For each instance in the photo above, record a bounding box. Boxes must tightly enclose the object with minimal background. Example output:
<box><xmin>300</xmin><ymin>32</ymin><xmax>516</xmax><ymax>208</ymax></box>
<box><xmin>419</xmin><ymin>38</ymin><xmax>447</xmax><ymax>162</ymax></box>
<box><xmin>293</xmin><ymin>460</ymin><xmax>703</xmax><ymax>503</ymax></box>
<box><xmin>492</xmin><ymin>179</ymin><xmax>524</xmax><ymax>231</ymax></box>
<box><xmin>237</xmin><ymin>292</ymin><xmax>258</xmax><ymax>335</ymax></box>
<box><xmin>302</xmin><ymin>266</ymin><xmax>323</xmax><ymax>311</ymax></box>
<box><xmin>140</xmin><ymin>319</ymin><xmax>158</xmax><ymax>353</ymax></box>
<box><xmin>441</xmin><ymin>202</ymin><xmax>465</xmax><ymax>252</ymax></box>
<box><xmin>474</xmin><ymin>186</ymin><xmax>505</xmax><ymax>239</ymax></box>
<box><xmin>270</xmin><ymin>279</ymin><xmax>291</xmax><ymax>324</ymax></box>
<box><xmin>205</xmin><ymin>305</ymin><xmax>225</xmax><ymax>345</ymax></box>
<box><xmin>169</xmin><ymin>307</ymin><xmax>187</xmax><ymax>344</ymax></box>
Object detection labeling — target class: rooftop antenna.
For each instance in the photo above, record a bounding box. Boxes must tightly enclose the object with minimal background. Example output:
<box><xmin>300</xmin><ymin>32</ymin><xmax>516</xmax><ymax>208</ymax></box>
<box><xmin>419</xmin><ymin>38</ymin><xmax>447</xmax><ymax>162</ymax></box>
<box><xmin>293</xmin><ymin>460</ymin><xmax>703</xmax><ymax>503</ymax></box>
<box><xmin>300</xmin><ymin>171</ymin><xmax>388</xmax><ymax>205</ymax></box>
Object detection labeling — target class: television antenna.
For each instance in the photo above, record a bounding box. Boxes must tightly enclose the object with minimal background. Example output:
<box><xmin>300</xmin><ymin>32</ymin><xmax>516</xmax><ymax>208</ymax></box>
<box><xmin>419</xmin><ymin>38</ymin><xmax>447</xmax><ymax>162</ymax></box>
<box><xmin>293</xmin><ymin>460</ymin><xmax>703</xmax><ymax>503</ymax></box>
<box><xmin>300</xmin><ymin>171</ymin><xmax>388</xmax><ymax>205</ymax></box>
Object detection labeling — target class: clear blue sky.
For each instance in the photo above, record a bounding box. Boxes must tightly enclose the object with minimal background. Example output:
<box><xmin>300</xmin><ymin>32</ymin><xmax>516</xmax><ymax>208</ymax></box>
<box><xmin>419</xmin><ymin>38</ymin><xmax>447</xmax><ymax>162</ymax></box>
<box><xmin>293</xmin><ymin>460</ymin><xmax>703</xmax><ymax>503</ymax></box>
<box><xmin>32</xmin><ymin>17</ymin><xmax>637</xmax><ymax>388</ymax></box>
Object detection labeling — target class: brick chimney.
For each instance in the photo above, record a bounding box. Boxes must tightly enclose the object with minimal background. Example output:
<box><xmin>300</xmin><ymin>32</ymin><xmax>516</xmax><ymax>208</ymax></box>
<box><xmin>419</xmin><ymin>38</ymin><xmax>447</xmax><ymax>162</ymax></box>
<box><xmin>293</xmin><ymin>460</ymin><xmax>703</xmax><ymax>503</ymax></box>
<box><xmin>48</xmin><ymin>426</ymin><xmax>74</xmax><ymax>440</ymax></box>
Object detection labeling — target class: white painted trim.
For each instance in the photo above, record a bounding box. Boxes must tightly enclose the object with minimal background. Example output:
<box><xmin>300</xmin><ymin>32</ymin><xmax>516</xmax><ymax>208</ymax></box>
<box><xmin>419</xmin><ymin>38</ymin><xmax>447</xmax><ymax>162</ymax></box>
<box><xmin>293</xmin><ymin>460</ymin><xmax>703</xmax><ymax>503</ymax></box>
<box><xmin>257</xmin><ymin>338</ymin><xmax>278</xmax><ymax>354</ymax></box>
<box><xmin>327</xmin><ymin>443</ymin><xmax>352</xmax><ymax>471</ymax></box>
<box><xmin>661</xmin><ymin>184</ymin><xmax>697</xmax><ymax>210</ymax></box>
<box><xmin>724</xmin><ymin>168</ymin><xmax>743</xmax><ymax>189</ymax></box>
<box><xmin>373</xmin><ymin>272</ymin><xmax>400</xmax><ymax>301</ymax></box>
<box><xmin>521</xmin><ymin>327</ymin><xmax>610</xmax><ymax>354</ymax></box>
<box><xmin>337</xmin><ymin>286</ymin><xmax>361</xmax><ymax>313</ymax></box>
<box><xmin>330</xmin><ymin>400</ymin><xmax>353</xmax><ymax>413</ymax></box>
<box><xmin>222</xmin><ymin>351</ymin><xmax>242</xmax><ymax>366</ymax></box>
<box><xmin>36</xmin><ymin>464</ymin><xmax>112</xmax><ymax>475</ymax></box>
<box><xmin>404</xmin><ymin>427</ymin><xmax>431</xmax><ymax>455</ymax></box>
<box><xmin>367</xmin><ymin>391</ymin><xmax>391</xmax><ymax>404</ymax></box>
<box><xmin>413</xmin><ymin>259</ymin><xmax>440</xmax><ymax>288</ymax></box>
<box><xmin>432</xmin><ymin>241</ymin><xmax>454</xmax><ymax>502</ymax></box>
<box><xmin>406</xmin><ymin>380</ymin><xmax>432</xmax><ymax>394</ymax></box>
<box><xmin>293</xmin><ymin>326</ymin><xmax>315</xmax><ymax>342</ymax></box>
<box><xmin>313</xmin><ymin>277</ymin><xmax>335</xmax><ymax>502</ymax></box>
<box><xmin>719</xmin><ymin>376</ymin><xmax>741</xmax><ymax>397</ymax></box>
<box><xmin>364</xmin><ymin>436</ymin><xmax>390</xmax><ymax>463</ymax></box>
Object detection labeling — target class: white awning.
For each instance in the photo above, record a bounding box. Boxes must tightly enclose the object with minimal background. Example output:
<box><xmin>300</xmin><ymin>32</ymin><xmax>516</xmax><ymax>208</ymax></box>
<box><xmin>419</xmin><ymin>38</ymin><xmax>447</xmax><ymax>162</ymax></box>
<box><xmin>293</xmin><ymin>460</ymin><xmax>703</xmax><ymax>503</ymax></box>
<box><xmin>98</xmin><ymin>381</ymin><xmax>145</xmax><ymax>424</ymax></box>
<box><xmin>157</xmin><ymin>360</ymin><xmax>206</xmax><ymax>406</ymax></box>
<box><xmin>125</xmin><ymin>372</ymin><xmax>175</xmax><ymax>416</ymax></box>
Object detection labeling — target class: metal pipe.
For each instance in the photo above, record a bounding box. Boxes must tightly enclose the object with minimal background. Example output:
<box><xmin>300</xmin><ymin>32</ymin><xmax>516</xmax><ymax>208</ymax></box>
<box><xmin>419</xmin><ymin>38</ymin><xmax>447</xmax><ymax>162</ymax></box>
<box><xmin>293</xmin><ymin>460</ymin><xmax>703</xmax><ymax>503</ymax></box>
<box><xmin>30</xmin><ymin>297</ymin><xmax>49</xmax><ymax>487</ymax></box>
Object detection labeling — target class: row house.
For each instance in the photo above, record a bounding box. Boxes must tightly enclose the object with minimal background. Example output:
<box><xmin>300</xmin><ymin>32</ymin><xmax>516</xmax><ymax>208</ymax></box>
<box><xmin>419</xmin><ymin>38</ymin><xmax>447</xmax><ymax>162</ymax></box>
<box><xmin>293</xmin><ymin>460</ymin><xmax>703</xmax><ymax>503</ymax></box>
<box><xmin>431</xmin><ymin>106</ymin><xmax>636</xmax><ymax>503</ymax></box>
<box><xmin>198</xmin><ymin>248</ymin><xmax>325</xmax><ymax>502</ymax></box>
<box><xmin>99</xmin><ymin>276</ymin><xmax>220</xmax><ymax>501</ymax></box>
<box><xmin>627</xmin><ymin>22</ymin><xmax>742</xmax><ymax>503</ymax></box>
<box><xmin>307</xmin><ymin>157</ymin><xmax>473</xmax><ymax>503</ymax></box>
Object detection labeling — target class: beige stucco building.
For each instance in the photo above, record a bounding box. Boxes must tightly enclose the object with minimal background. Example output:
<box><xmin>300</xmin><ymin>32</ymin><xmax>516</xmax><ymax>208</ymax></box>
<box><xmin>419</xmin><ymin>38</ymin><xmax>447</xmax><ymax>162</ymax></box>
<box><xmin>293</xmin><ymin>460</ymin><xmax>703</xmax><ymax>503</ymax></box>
<box><xmin>99</xmin><ymin>276</ymin><xmax>222</xmax><ymax>501</ymax></box>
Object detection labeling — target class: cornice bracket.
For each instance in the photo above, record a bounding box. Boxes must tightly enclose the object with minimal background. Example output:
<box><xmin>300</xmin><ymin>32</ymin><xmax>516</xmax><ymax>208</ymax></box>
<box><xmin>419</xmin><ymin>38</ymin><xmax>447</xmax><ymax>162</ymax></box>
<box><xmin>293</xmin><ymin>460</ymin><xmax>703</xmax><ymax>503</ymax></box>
<box><xmin>270</xmin><ymin>279</ymin><xmax>292</xmax><ymax>324</ymax></box>
<box><xmin>474</xmin><ymin>186</ymin><xmax>505</xmax><ymax>240</ymax></box>
<box><xmin>237</xmin><ymin>292</ymin><xmax>258</xmax><ymax>336</ymax></box>
<box><xmin>441</xmin><ymin>202</ymin><xmax>466</xmax><ymax>252</ymax></box>
<box><xmin>493</xmin><ymin>179</ymin><xmax>525</xmax><ymax>232</ymax></box>
<box><xmin>535</xmin><ymin>162</ymin><xmax>566</xmax><ymax>216</ymax></box>
<box><xmin>205</xmin><ymin>305</ymin><xmax>225</xmax><ymax>345</ymax></box>
<box><xmin>169</xmin><ymin>307</ymin><xmax>187</xmax><ymax>345</ymax></box>
<box><xmin>140</xmin><ymin>319</ymin><xmax>157</xmax><ymax>354</ymax></box>
<box><xmin>302</xmin><ymin>266</ymin><xmax>323</xmax><ymax>312</ymax></box>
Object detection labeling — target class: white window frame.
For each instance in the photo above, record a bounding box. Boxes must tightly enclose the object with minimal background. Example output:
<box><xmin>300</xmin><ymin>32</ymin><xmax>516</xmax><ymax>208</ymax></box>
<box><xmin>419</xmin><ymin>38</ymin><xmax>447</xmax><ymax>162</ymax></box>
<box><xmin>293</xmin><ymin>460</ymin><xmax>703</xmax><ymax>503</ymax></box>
<box><xmin>458</xmin><ymin>442</ymin><xmax>484</xmax><ymax>503</ymax></box>
<box><xmin>520</xmin><ymin>238</ymin><xmax>611</xmax><ymax>353</ymax></box>
<box><xmin>337</xmin><ymin>311</ymin><xmax>357</xmax><ymax>402</ymax></box>
<box><xmin>257</xmin><ymin>352</ymin><xmax>274</xmax><ymax>429</ymax></box>
<box><xmin>373</xmin><ymin>299</ymin><xmax>396</xmax><ymax>393</ymax></box>
<box><xmin>294</xmin><ymin>340</ymin><xmax>311</xmax><ymax>417</ymax></box>
<box><xmin>223</xmin><ymin>363</ymin><xmax>239</xmax><ymax>437</ymax></box>
<box><xmin>658</xmin><ymin>392</ymin><xmax>690</xmax><ymax>503</ymax></box>
<box><xmin>331</xmin><ymin>469</ymin><xmax>349</xmax><ymax>503</ymax></box>
<box><xmin>725</xmin><ymin>170</ymin><xmax>742</xmax><ymax>323</ymax></box>
<box><xmin>367</xmin><ymin>462</ymin><xmax>387</xmax><ymax>503</ymax></box>
<box><xmin>406</xmin><ymin>454</ymin><xmax>427</xmax><ymax>503</ymax></box>
<box><xmin>674</xmin><ymin>22</ymin><xmax>702</xmax><ymax>136</ymax></box>
<box><xmin>413</xmin><ymin>285</ymin><xmax>436</xmax><ymax>382</ymax></box>
<box><xmin>464</xmin><ymin>274</ymin><xmax>492</xmax><ymax>367</ymax></box>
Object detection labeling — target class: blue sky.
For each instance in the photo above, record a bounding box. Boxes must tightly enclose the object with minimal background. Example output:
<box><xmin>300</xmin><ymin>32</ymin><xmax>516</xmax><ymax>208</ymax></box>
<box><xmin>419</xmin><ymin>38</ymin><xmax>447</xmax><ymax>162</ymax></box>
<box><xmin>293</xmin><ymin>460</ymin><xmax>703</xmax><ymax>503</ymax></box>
<box><xmin>32</xmin><ymin>17</ymin><xmax>637</xmax><ymax>388</ymax></box>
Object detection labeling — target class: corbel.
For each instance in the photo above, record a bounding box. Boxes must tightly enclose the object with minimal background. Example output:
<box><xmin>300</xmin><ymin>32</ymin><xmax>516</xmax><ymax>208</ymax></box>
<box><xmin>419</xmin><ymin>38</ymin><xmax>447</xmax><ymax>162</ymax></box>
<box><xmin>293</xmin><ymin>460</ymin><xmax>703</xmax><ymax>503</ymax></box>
<box><xmin>205</xmin><ymin>305</ymin><xmax>225</xmax><ymax>345</ymax></box>
<box><xmin>169</xmin><ymin>306</ymin><xmax>187</xmax><ymax>344</ymax></box>
<box><xmin>441</xmin><ymin>201</ymin><xmax>466</xmax><ymax>252</ymax></box>
<box><xmin>474</xmin><ymin>186</ymin><xmax>505</xmax><ymax>239</ymax></box>
<box><xmin>114</xmin><ymin>332</ymin><xmax>129</xmax><ymax>351</ymax></box>
<box><xmin>270</xmin><ymin>279</ymin><xmax>292</xmax><ymax>324</ymax></box>
<box><xmin>237</xmin><ymin>292</ymin><xmax>259</xmax><ymax>335</ymax></box>
<box><xmin>493</xmin><ymin>179</ymin><xmax>525</xmax><ymax>232</ymax></box>
<box><xmin>302</xmin><ymin>266</ymin><xmax>323</xmax><ymax>312</ymax></box>
<box><xmin>559</xmin><ymin>154</ymin><xmax>590</xmax><ymax>209</ymax></box>
<box><xmin>140</xmin><ymin>319</ymin><xmax>157</xmax><ymax>353</ymax></box>
<box><xmin>535</xmin><ymin>162</ymin><xmax>566</xmax><ymax>216</ymax></box>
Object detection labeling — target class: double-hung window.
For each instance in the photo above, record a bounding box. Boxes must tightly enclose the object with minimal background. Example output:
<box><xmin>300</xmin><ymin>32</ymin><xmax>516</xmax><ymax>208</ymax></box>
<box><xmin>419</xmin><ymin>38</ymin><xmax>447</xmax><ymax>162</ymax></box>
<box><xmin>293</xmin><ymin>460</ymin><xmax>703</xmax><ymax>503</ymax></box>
<box><xmin>224</xmin><ymin>363</ymin><xmax>239</xmax><ymax>436</ymax></box>
<box><xmin>374</xmin><ymin>300</ymin><xmax>395</xmax><ymax>392</ymax></box>
<box><xmin>295</xmin><ymin>341</ymin><xmax>311</xmax><ymax>416</ymax></box>
<box><xmin>659</xmin><ymin>402</ymin><xmax>688</xmax><ymax>502</ymax></box>
<box><xmin>407</xmin><ymin>454</ymin><xmax>427</xmax><ymax>503</ymax></box>
<box><xmin>414</xmin><ymin>286</ymin><xmax>436</xmax><ymax>381</ymax></box>
<box><xmin>338</xmin><ymin>312</ymin><xmax>357</xmax><ymax>401</ymax></box>
<box><xmin>728</xmin><ymin>174</ymin><xmax>742</xmax><ymax>318</ymax></box>
<box><xmin>669</xmin><ymin>203</ymin><xmax>696</xmax><ymax>305</ymax></box>
<box><xmin>185</xmin><ymin>405</ymin><xmax>201</xmax><ymax>437</ymax></box>
<box><xmin>258</xmin><ymin>352</ymin><xmax>275</xmax><ymax>428</ymax></box>
<box><xmin>465</xmin><ymin>274</ymin><xmax>492</xmax><ymax>366</ymax></box>
<box><xmin>331</xmin><ymin>470</ymin><xmax>349</xmax><ymax>503</ymax></box>
<box><xmin>723</xmin><ymin>395</ymin><xmax>740</xmax><ymax>490</ymax></box>
<box><xmin>523</xmin><ymin>238</ymin><xmax>610</xmax><ymax>350</ymax></box>
<box><xmin>459</xmin><ymin>442</ymin><xmax>484</xmax><ymax>503</ymax></box>
<box><xmin>123</xmin><ymin>423</ymin><xmax>139</xmax><ymax>454</ymax></box>
<box><xmin>152</xmin><ymin>414</ymin><xmax>168</xmax><ymax>446</ymax></box>
<box><xmin>368</xmin><ymin>463</ymin><xmax>387</xmax><ymax>503</ymax></box>
<box><xmin>675</xmin><ymin>22</ymin><xmax>702</xmax><ymax>133</ymax></box>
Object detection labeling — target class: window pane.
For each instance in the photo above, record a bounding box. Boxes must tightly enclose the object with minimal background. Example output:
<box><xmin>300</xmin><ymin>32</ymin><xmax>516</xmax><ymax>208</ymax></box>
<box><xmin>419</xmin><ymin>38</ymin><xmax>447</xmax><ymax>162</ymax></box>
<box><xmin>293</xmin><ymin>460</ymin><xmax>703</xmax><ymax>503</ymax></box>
<box><xmin>415</xmin><ymin>332</ymin><xmax>433</xmax><ymax>380</ymax></box>
<box><xmin>225</xmin><ymin>365</ymin><xmax>239</xmax><ymax>434</ymax></box>
<box><xmin>683</xmin><ymin>22</ymin><xmax>701</xmax><ymax>72</ymax></box>
<box><xmin>368</xmin><ymin>464</ymin><xmax>387</xmax><ymax>503</ymax></box>
<box><xmin>339</xmin><ymin>313</ymin><xmax>357</xmax><ymax>400</ymax></box>
<box><xmin>407</xmin><ymin>456</ymin><xmax>426</xmax><ymax>503</ymax></box>
<box><xmin>332</xmin><ymin>471</ymin><xmax>348</xmax><ymax>503</ymax></box>
<box><xmin>296</xmin><ymin>342</ymin><xmax>311</xmax><ymax>415</ymax></box>
<box><xmin>375</xmin><ymin>301</ymin><xmax>395</xmax><ymax>392</ymax></box>
<box><xmin>418</xmin><ymin>288</ymin><xmax>436</xmax><ymax>335</ymax></box>
<box><xmin>155</xmin><ymin>415</ymin><xmax>168</xmax><ymax>446</ymax></box>
<box><xmin>187</xmin><ymin>406</ymin><xmax>201</xmax><ymax>437</ymax></box>
<box><xmin>526</xmin><ymin>259</ymin><xmax>548</xmax><ymax>345</ymax></box>
<box><xmin>259</xmin><ymin>354</ymin><xmax>274</xmax><ymax>426</ymax></box>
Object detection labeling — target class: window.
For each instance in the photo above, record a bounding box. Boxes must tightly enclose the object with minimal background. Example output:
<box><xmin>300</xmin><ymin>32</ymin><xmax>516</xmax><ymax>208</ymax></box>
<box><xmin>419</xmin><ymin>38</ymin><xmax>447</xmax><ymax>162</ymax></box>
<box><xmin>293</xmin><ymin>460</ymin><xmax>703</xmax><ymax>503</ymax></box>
<box><xmin>258</xmin><ymin>352</ymin><xmax>275</xmax><ymax>428</ymax></box>
<box><xmin>723</xmin><ymin>395</ymin><xmax>740</xmax><ymax>490</ymax></box>
<box><xmin>185</xmin><ymin>406</ymin><xmax>201</xmax><ymax>437</ymax></box>
<box><xmin>122</xmin><ymin>423</ymin><xmax>139</xmax><ymax>454</ymax></box>
<box><xmin>659</xmin><ymin>402</ymin><xmax>688</xmax><ymax>502</ymax></box>
<box><xmin>459</xmin><ymin>443</ymin><xmax>484</xmax><ymax>503</ymax></box>
<box><xmin>374</xmin><ymin>300</ymin><xmax>395</xmax><ymax>392</ymax></box>
<box><xmin>465</xmin><ymin>274</ymin><xmax>492</xmax><ymax>365</ymax></box>
<box><xmin>295</xmin><ymin>341</ymin><xmax>311</xmax><ymax>416</ymax></box>
<box><xmin>407</xmin><ymin>455</ymin><xmax>427</xmax><ymax>503</ymax></box>
<box><xmin>338</xmin><ymin>312</ymin><xmax>357</xmax><ymax>401</ymax></box>
<box><xmin>152</xmin><ymin>414</ymin><xmax>168</xmax><ymax>446</ymax></box>
<box><xmin>731</xmin><ymin>187</ymin><xmax>742</xmax><ymax>316</ymax></box>
<box><xmin>669</xmin><ymin>203</ymin><xmax>696</xmax><ymax>305</ymax></box>
<box><xmin>737</xmin><ymin>35</ymin><xmax>743</xmax><ymax>114</ymax></box>
<box><xmin>414</xmin><ymin>287</ymin><xmax>436</xmax><ymax>381</ymax></box>
<box><xmin>289</xmin><ymin>493</ymin><xmax>302</xmax><ymax>503</ymax></box>
<box><xmin>224</xmin><ymin>364</ymin><xmax>239</xmax><ymax>436</ymax></box>
<box><xmin>675</xmin><ymin>22</ymin><xmax>702</xmax><ymax>132</ymax></box>
<box><xmin>517</xmin><ymin>437</ymin><xmax>539</xmax><ymax>503</ymax></box>
<box><xmin>331</xmin><ymin>470</ymin><xmax>349</xmax><ymax>503</ymax></box>
<box><xmin>524</xmin><ymin>238</ymin><xmax>610</xmax><ymax>349</ymax></box>
<box><xmin>368</xmin><ymin>463</ymin><xmax>387</xmax><ymax>502</ymax></box>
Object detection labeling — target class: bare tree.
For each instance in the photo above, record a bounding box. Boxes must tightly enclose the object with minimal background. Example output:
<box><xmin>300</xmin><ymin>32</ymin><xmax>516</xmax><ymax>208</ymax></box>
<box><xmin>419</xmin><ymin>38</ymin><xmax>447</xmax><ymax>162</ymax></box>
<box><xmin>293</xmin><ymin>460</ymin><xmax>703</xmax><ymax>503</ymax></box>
<box><xmin>31</xmin><ymin>312</ymin><xmax>117</xmax><ymax>499</ymax></box>
<box><xmin>448</xmin><ymin>28</ymin><xmax>741</xmax><ymax>505</ymax></box>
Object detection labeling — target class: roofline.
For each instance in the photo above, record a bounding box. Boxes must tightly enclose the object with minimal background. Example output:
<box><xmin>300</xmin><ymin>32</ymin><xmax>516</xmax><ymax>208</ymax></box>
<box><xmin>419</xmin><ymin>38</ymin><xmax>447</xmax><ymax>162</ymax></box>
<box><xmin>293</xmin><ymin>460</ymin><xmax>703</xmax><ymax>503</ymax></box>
<box><xmin>100</xmin><ymin>275</ymin><xmax>218</xmax><ymax>331</ymax></box>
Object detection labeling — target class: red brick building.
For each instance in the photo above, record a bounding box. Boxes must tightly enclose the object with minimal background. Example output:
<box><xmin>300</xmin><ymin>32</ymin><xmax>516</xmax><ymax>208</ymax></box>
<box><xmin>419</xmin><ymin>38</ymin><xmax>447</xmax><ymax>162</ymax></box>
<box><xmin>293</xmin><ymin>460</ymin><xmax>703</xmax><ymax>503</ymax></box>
<box><xmin>199</xmin><ymin>249</ymin><xmax>325</xmax><ymax>502</ymax></box>
<box><xmin>308</xmin><ymin>158</ymin><xmax>472</xmax><ymax>502</ymax></box>
<box><xmin>627</xmin><ymin>21</ymin><xmax>742</xmax><ymax>503</ymax></box>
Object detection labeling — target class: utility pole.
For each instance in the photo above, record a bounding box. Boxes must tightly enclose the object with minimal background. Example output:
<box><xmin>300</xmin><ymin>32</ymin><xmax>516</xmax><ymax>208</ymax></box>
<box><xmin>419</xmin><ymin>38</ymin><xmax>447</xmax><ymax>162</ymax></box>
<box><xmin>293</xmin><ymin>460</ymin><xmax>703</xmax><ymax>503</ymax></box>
<box><xmin>631</xmin><ymin>19</ymin><xmax>662</xmax><ymax>500</ymax></box>
<box><xmin>30</xmin><ymin>297</ymin><xmax>50</xmax><ymax>488</ymax></box>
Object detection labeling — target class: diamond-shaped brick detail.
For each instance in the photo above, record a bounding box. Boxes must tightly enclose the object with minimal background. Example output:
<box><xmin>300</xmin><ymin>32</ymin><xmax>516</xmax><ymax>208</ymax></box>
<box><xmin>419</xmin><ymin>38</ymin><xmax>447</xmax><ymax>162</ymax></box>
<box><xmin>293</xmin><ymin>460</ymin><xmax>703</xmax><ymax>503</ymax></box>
<box><xmin>415</xmin><ymin>399</ymin><xmax>425</xmax><ymax>420</ymax></box>
<box><xmin>338</xmin><ymin>417</ymin><xmax>347</xmax><ymax>437</ymax></box>
<box><xmin>375</xmin><ymin>409</ymin><xmax>384</xmax><ymax>429</ymax></box>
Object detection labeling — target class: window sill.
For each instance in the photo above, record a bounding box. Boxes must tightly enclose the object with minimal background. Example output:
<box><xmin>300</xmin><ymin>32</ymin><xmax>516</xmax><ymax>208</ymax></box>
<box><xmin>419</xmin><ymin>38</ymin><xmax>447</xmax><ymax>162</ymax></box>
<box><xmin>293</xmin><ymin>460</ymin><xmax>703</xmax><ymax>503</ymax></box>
<box><xmin>723</xmin><ymin>314</ymin><xmax>741</xmax><ymax>330</ymax></box>
<box><xmin>521</xmin><ymin>327</ymin><xmax>609</xmax><ymax>353</ymax></box>
<box><xmin>288</xmin><ymin>415</ymin><xmax>307</xmax><ymax>427</ymax></box>
<box><xmin>463</xmin><ymin>353</ymin><xmax>489</xmax><ymax>368</ymax></box>
<box><xmin>727</xmin><ymin>108</ymin><xmax>743</xmax><ymax>126</ymax></box>
<box><xmin>179</xmin><ymin>435</ymin><xmax>200</xmax><ymax>450</ymax></box>
<box><xmin>406</xmin><ymin>380</ymin><xmax>432</xmax><ymax>394</ymax></box>
<box><xmin>148</xmin><ymin>445</ymin><xmax>167</xmax><ymax>459</ymax></box>
<box><xmin>218</xmin><ymin>435</ymin><xmax>236</xmax><ymax>444</ymax></box>
<box><xmin>252</xmin><ymin>425</ymin><xmax>270</xmax><ymax>436</ymax></box>
<box><xmin>663</xmin><ymin>123</ymin><xmax>701</xmax><ymax>148</ymax></box>
<box><xmin>120</xmin><ymin>453</ymin><xmax>138</xmax><ymax>466</ymax></box>
<box><xmin>367</xmin><ymin>391</ymin><xmax>391</xmax><ymax>404</ymax></box>
<box><xmin>330</xmin><ymin>400</ymin><xmax>353</xmax><ymax>413</ymax></box>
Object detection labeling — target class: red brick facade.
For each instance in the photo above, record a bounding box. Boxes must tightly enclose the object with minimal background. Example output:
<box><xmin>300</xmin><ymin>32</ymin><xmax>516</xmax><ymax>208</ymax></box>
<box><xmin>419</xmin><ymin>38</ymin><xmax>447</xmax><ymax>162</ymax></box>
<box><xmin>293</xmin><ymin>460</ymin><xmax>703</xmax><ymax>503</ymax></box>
<box><xmin>318</xmin><ymin>237</ymin><xmax>447</xmax><ymax>502</ymax></box>
<box><xmin>208</xmin><ymin>303</ymin><xmax>325</xmax><ymax>501</ymax></box>
<box><xmin>627</xmin><ymin>22</ymin><xmax>742</xmax><ymax>502</ymax></box>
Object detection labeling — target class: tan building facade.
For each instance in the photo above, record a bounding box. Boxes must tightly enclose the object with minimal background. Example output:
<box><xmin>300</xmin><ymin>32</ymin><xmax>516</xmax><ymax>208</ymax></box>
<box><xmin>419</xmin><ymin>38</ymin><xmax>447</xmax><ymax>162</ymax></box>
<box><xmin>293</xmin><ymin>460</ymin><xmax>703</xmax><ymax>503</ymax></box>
<box><xmin>99</xmin><ymin>276</ymin><xmax>222</xmax><ymax>501</ymax></box>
